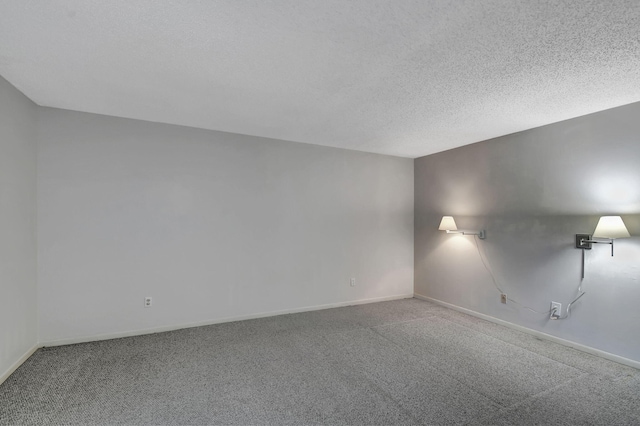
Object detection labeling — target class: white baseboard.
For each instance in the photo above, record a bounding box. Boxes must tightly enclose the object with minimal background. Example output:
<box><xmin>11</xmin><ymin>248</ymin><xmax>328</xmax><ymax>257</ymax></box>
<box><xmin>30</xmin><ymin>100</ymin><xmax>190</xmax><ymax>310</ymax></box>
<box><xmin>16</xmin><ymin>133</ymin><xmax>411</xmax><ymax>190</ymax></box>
<box><xmin>414</xmin><ymin>293</ymin><xmax>640</xmax><ymax>370</ymax></box>
<box><xmin>0</xmin><ymin>345</ymin><xmax>39</xmax><ymax>386</ymax></box>
<box><xmin>41</xmin><ymin>293</ymin><xmax>415</xmax><ymax>347</ymax></box>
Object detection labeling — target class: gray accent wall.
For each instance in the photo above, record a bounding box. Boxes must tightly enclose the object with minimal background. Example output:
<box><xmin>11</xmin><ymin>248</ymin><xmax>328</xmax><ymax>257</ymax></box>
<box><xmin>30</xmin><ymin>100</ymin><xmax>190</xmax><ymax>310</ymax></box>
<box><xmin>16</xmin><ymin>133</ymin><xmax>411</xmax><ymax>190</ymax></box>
<box><xmin>37</xmin><ymin>109</ymin><xmax>414</xmax><ymax>343</ymax></box>
<box><xmin>415</xmin><ymin>102</ymin><xmax>640</xmax><ymax>362</ymax></box>
<box><xmin>0</xmin><ymin>76</ymin><xmax>38</xmax><ymax>378</ymax></box>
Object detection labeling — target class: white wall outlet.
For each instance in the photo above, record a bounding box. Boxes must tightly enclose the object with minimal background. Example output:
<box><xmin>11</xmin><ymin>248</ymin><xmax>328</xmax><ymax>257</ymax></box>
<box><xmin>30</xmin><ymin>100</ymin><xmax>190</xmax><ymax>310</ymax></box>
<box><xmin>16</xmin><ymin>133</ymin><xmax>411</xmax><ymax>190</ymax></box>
<box><xmin>350</xmin><ymin>278</ymin><xmax>356</xmax><ymax>287</ymax></box>
<box><xmin>550</xmin><ymin>301</ymin><xmax>561</xmax><ymax>319</ymax></box>
<box><xmin>144</xmin><ymin>297</ymin><xmax>152</xmax><ymax>308</ymax></box>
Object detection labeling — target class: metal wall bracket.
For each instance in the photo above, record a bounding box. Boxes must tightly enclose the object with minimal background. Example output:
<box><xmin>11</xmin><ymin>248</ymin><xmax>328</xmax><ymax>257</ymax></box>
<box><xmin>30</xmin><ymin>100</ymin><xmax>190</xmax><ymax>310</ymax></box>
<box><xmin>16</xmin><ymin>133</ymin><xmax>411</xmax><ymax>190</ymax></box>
<box><xmin>575</xmin><ymin>234</ymin><xmax>592</xmax><ymax>250</ymax></box>
<box><xmin>447</xmin><ymin>229</ymin><xmax>486</xmax><ymax>239</ymax></box>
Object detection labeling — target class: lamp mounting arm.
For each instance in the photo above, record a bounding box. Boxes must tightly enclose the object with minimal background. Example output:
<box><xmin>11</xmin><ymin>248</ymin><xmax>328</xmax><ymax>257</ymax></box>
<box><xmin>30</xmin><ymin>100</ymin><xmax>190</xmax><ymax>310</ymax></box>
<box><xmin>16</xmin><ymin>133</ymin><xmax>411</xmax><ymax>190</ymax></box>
<box><xmin>447</xmin><ymin>229</ymin><xmax>486</xmax><ymax>239</ymax></box>
<box><xmin>575</xmin><ymin>234</ymin><xmax>614</xmax><ymax>256</ymax></box>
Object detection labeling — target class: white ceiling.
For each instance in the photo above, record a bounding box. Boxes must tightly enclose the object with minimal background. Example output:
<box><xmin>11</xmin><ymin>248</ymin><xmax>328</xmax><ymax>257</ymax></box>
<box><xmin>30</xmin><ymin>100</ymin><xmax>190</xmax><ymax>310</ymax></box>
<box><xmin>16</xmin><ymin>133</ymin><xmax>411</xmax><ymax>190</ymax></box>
<box><xmin>1</xmin><ymin>1</ymin><xmax>639</xmax><ymax>158</ymax></box>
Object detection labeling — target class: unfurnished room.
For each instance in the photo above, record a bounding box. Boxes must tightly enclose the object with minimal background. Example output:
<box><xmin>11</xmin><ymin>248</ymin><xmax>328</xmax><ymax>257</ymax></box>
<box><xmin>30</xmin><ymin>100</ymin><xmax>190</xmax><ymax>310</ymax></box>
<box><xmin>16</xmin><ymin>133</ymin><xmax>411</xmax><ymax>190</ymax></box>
<box><xmin>1</xmin><ymin>1</ymin><xmax>639</xmax><ymax>425</ymax></box>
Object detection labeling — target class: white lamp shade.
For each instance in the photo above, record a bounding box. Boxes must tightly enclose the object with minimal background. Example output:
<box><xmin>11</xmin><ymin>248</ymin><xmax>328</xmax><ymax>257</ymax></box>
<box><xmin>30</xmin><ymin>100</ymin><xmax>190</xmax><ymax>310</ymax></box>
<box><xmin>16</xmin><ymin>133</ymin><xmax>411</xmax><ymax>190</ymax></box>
<box><xmin>592</xmin><ymin>216</ymin><xmax>630</xmax><ymax>239</ymax></box>
<box><xmin>438</xmin><ymin>216</ymin><xmax>458</xmax><ymax>231</ymax></box>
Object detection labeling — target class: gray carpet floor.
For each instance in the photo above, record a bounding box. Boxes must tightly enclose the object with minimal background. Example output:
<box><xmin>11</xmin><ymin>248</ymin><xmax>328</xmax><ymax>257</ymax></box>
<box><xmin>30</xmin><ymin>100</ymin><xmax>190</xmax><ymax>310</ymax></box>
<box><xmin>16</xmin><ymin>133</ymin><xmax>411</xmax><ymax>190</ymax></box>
<box><xmin>1</xmin><ymin>298</ymin><xmax>639</xmax><ymax>425</ymax></box>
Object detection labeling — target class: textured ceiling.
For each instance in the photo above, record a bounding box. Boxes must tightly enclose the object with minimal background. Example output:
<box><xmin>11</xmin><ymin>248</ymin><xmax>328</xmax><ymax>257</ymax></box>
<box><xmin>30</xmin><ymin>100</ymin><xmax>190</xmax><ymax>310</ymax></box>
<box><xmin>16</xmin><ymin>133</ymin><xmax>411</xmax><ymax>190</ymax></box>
<box><xmin>1</xmin><ymin>1</ymin><xmax>639</xmax><ymax>158</ymax></box>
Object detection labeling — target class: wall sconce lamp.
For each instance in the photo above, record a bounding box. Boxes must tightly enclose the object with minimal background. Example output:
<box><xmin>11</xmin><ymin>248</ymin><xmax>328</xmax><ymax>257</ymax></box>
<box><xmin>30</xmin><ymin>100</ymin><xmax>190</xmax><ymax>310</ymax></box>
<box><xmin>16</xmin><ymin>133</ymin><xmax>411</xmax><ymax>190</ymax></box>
<box><xmin>575</xmin><ymin>216</ymin><xmax>630</xmax><ymax>256</ymax></box>
<box><xmin>439</xmin><ymin>216</ymin><xmax>486</xmax><ymax>239</ymax></box>
<box><xmin>575</xmin><ymin>216</ymin><xmax>630</xmax><ymax>279</ymax></box>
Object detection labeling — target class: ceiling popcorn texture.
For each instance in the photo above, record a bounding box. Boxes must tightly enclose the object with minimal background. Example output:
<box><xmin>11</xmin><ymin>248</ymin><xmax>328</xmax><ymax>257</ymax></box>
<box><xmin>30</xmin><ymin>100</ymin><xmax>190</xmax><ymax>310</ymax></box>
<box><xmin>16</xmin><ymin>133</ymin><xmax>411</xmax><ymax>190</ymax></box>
<box><xmin>0</xmin><ymin>0</ymin><xmax>639</xmax><ymax>158</ymax></box>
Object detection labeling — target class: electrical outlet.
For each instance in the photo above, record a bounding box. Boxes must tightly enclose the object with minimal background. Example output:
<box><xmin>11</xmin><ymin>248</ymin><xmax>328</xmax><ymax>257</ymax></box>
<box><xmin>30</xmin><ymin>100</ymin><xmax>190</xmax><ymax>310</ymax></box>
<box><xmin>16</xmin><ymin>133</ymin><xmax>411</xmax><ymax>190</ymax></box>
<box><xmin>350</xmin><ymin>278</ymin><xmax>356</xmax><ymax>287</ymax></box>
<box><xmin>500</xmin><ymin>294</ymin><xmax>507</xmax><ymax>304</ymax></box>
<box><xmin>550</xmin><ymin>301</ymin><xmax>561</xmax><ymax>319</ymax></box>
<box><xmin>144</xmin><ymin>297</ymin><xmax>152</xmax><ymax>308</ymax></box>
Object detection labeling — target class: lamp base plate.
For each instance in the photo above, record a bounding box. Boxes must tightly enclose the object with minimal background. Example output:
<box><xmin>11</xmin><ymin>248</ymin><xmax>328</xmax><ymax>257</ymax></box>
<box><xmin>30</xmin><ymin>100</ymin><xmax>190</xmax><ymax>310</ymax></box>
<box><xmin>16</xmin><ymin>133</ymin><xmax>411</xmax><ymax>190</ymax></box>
<box><xmin>575</xmin><ymin>234</ymin><xmax>592</xmax><ymax>249</ymax></box>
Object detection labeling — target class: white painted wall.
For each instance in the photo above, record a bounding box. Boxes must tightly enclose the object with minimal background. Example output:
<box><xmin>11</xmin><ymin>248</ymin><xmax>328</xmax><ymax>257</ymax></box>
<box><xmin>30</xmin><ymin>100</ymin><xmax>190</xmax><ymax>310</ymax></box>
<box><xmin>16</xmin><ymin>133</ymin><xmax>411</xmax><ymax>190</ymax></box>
<box><xmin>415</xmin><ymin>102</ymin><xmax>640</xmax><ymax>362</ymax></box>
<box><xmin>37</xmin><ymin>109</ymin><xmax>414</xmax><ymax>344</ymax></box>
<box><xmin>0</xmin><ymin>76</ymin><xmax>38</xmax><ymax>379</ymax></box>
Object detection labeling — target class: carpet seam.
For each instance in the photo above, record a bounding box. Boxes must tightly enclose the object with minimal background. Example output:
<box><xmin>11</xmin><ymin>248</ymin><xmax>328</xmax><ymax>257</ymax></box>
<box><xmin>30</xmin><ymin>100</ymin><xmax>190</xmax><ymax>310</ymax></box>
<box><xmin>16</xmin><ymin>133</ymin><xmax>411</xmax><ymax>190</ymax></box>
<box><xmin>435</xmin><ymin>313</ymin><xmax>592</xmax><ymax>376</ymax></box>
